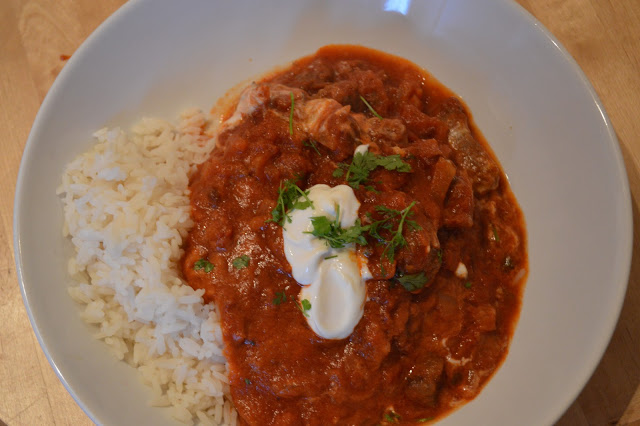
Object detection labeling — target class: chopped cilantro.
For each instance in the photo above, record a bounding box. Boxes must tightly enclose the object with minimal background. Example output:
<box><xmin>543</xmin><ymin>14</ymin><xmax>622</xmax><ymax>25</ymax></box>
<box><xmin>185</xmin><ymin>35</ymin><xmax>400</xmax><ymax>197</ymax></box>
<box><xmin>360</xmin><ymin>95</ymin><xmax>382</xmax><ymax>119</ymax></box>
<box><xmin>335</xmin><ymin>150</ymin><xmax>411</xmax><ymax>190</ymax></box>
<box><xmin>395</xmin><ymin>271</ymin><xmax>429</xmax><ymax>292</ymax></box>
<box><xmin>368</xmin><ymin>201</ymin><xmax>420</xmax><ymax>264</ymax></box>
<box><xmin>273</xmin><ymin>291</ymin><xmax>287</xmax><ymax>305</ymax></box>
<box><xmin>305</xmin><ymin>201</ymin><xmax>421</xmax><ymax>266</ymax></box>
<box><xmin>306</xmin><ymin>205</ymin><xmax>368</xmax><ymax>249</ymax></box>
<box><xmin>491</xmin><ymin>224</ymin><xmax>500</xmax><ymax>242</ymax></box>
<box><xmin>266</xmin><ymin>178</ymin><xmax>314</xmax><ymax>226</ymax></box>
<box><xmin>193</xmin><ymin>258</ymin><xmax>214</xmax><ymax>273</ymax></box>
<box><xmin>303</xmin><ymin>140</ymin><xmax>321</xmax><ymax>155</ymax></box>
<box><xmin>232</xmin><ymin>255</ymin><xmax>250</xmax><ymax>269</ymax></box>
<box><xmin>297</xmin><ymin>299</ymin><xmax>312</xmax><ymax>317</ymax></box>
<box><xmin>464</xmin><ymin>281</ymin><xmax>472</xmax><ymax>289</ymax></box>
<box><xmin>244</xmin><ymin>378</ymin><xmax>251</xmax><ymax>385</ymax></box>
<box><xmin>384</xmin><ymin>411</ymin><xmax>401</xmax><ymax>423</ymax></box>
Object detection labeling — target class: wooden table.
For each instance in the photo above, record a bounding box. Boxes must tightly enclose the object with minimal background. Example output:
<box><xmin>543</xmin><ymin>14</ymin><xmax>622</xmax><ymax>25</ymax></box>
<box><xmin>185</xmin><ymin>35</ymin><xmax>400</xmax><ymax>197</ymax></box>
<box><xmin>1</xmin><ymin>1</ymin><xmax>638</xmax><ymax>424</ymax></box>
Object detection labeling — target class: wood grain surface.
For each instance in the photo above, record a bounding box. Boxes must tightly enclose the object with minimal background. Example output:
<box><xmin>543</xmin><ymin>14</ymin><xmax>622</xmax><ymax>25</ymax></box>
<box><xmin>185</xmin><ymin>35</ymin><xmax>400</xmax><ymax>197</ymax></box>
<box><xmin>1</xmin><ymin>0</ymin><xmax>638</xmax><ymax>425</ymax></box>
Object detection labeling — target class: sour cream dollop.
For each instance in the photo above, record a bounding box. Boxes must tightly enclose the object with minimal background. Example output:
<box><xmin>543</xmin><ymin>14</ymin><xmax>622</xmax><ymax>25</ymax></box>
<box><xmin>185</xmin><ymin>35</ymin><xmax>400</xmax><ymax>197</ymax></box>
<box><xmin>283</xmin><ymin>184</ymin><xmax>371</xmax><ymax>339</ymax></box>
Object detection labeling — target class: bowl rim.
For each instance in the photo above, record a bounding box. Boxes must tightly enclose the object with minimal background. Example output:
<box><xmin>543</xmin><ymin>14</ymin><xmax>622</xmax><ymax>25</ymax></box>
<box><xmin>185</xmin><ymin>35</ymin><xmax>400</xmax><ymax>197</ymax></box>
<box><xmin>506</xmin><ymin>0</ymin><xmax>632</xmax><ymax>421</ymax></box>
<box><xmin>13</xmin><ymin>0</ymin><xmax>143</xmax><ymax>421</ymax></box>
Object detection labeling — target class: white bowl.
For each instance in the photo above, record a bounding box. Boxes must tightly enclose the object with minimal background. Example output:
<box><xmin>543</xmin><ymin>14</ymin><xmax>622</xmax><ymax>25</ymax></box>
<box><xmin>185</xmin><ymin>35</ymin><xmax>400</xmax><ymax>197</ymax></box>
<box><xmin>14</xmin><ymin>0</ymin><xmax>632</xmax><ymax>424</ymax></box>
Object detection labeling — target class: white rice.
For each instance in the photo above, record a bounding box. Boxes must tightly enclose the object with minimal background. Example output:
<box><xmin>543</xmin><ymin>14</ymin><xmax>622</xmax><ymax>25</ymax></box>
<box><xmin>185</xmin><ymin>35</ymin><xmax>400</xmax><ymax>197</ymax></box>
<box><xmin>57</xmin><ymin>109</ymin><xmax>237</xmax><ymax>425</ymax></box>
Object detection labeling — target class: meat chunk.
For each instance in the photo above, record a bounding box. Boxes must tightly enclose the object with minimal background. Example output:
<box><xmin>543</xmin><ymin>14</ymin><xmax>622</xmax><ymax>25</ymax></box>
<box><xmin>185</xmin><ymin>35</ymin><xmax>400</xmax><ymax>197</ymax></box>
<box><xmin>400</xmin><ymin>104</ymin><xmax>449</xmax><ymax>143</ymax></box>
<box><xmin>443</xmin><ymin>172</ymin><xmax>474</xmax><ymax>228</ymax></box>
<box><xmin>301</xmin><ymin>98</ymin><xmax>359</xmax><ymax>158</ymax></box>
<box><xmin>315</xmin><ymin>79</ymin><xmax>359</xmax><ymax>106</ymax></box>
<box><xmin>429</xmin><ymin>157</ymin><xmax>457</xmax><ymax>208</ymax></box>
<box><xmin>438</xmin><ymin>97</ymin><xmax>500</xmax><ymax>194</ymax></box>
<box><xmin>221</xmin><ymin>83</ymin><xmax>306</xmax><ymax>132</ymax></box>
<box><xmin>396</xmin><ymin>216</ymin><xmax>441</xmax><ymax>279</ymax></box>
<box><xmin>277</xmin><ymin>58</ymin><xmax>334</xmax><ymax>93</ymax></box>
<box><xmin>477</xmin><ymin>198</ymin><xmax>522</xmax><ymax>255</ymax></box>
<box><xmin>469</xmin><ymin>304</ymin><xmax>496</xmax><ymax>332</ymax></box>
<box><xmin>404</xmin><ymin>353</ymin><xmax>445</xmax><ymax>406</ymax></box>
<box><xmin>360</xmin><ymin>191</ymin><xmax>441</xmax><ymax>281</ymax></box>
<box><xmin>424</xmin><ymin>290</ymin><xmax>464</xmax><ymax>339</ymax></box>
<box><xmin>352</xmin><ymin>114</ymin><xmax>408</xmax><ymax>147</ymax></box>
<box><xmin>405</xmin><ymin>138</ymin><xmax>442</xmax><ymax>164</ymax></box>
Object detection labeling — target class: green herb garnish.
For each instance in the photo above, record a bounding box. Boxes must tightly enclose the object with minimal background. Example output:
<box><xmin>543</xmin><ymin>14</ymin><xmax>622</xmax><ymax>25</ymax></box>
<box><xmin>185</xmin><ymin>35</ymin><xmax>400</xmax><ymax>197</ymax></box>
<box><xmin>244</xmin><ymin>378</ymin><xmax>251</xmax><ymax>385</ymax></box>
<box><xmin>364</xmin><ymin>184</ymin><xmax>380</xmax><ymax>193</ymax></box>
<box><xmin>289</xmin><ymin>92</ymin><xmax>295</xmax><ymax>136</ymax></box>
<box><xmin>368</xmin><ymin>201</ymin><xmax>420</xmax><ymax>264</ymax></box>
<box><xmin>417</xmin><ymin>418</ymin><xmax>435</xmax><ymax>423</ymax></box>
<box><xmin>384</xmin><ymin>411</ymin><xmax>401</xmax><ymax>423</ymax></box>
<box><xmin>232</xmin><ymin>255</ymin><xmax>250</xmax><ymax>269</ymax></box>
<box><xmin>360</xmin><ymin>95</ymin><xmax>382</xmax><ymax>119</ymax></box>
<box><xmin>266</xmin><ymin>178</ymin><xmax>314</xmax><ymax>226</ymax></box>
<box><xmin>464</xmin><ymin>281</ymin><xmax>472</xmax><ymax>289</ymax></box>
<box><xmin>297</xmin><ymin>299</ymin><xmax>312</xmax><ymax>317</ymax></box>
<box><xmin>307</xmin><ymin>205</ymin><xmax>368</xmax><ymax>249</ymax></box>
<box><xmin>302</xmin><ymin>198</ymin><xmax>421</xmax><ymax>280</ymax></box>
<box><xmin>273</xmin><ymin>291</ymin><xmax>287</xmax><ymax>305</ymax></box>
<box><xmin>335</xmin><ymin>150</ymin><xmax>411</xmax><ymax>190</ymax></box>
<box><xmin>303</xmin><ymin>140</ymin><xmax>321</xmax><ymax>155</ymax></box>
<box><xmin>193</xmin><ymin>258</ymin><xmax>214</xmax><ymax>273</ymax></box>
<box><xmin>307</xmin><ymin>202</ymin><xmax>421</xmax><ymax>267</ymax></box>
<box><xmin>491</xmin><ymin>224</ymin><xmax>500</xmax><ymax>242</ymax></box>
<box><xmin>395</xmin><ymin>271</ymin><xmax>429</xmax><ymax>292</ymax></box>
<box><xmin>324</xmin><ymin>255</ymin><xmax>338</xmax><ymax>259</ymax></box>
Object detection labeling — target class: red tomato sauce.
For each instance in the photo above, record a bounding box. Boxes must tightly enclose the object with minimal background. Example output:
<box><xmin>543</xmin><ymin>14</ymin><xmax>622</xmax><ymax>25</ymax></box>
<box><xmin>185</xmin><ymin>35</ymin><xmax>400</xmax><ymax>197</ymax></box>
<box><xmin>183</xmin><ymin>45</ymin><xmax>528</xmax><ymax>425</ymax></box>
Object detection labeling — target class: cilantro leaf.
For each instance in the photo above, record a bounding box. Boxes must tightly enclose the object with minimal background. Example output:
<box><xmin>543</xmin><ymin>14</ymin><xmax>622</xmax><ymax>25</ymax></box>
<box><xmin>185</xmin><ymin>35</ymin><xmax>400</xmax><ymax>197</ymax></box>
<box><xmin>374</xmin><ymin>154</ymin><xmax>412</xmax><ymax>172</ymax></box>
<box><xmin>303</xmin><ymin>140</ymin><xmax>321</xmax><ymax>155</ymax></box>
<box><xmin>306</xmin><ymin>205</ymin><xmax>368</xmax><ymax>249</ymax></box>
<box><xmin>395</xmin><ymin>271</ymin><xmax>429</xmax><ymax>292</ymax></box>
<box><xmin>332</xmin><ymin>167</ymin><xmax>345</xmax><ymax>178</ymax></box>
<box><xmin>273</xmin><ymin>291</ymin><xmax>287</xmax><ymax>305</ymax></box>
<box><xmin>305</xmin><ymin>201</ymin><xmax>422</xmax><ymax>266</ymax></box>
<box><xmin>194</xmin><ymin>258</ymin><xmax>214</xmax><ymax>273</ymax></box>
<box><xmin>336</xmin><ymin>151</ymin><xmax>411</xmax><ymax>190</ymax></box>
<box><xmin>232</xmin><ymin>255</ymin><xmax>250</xmax><ymax>269</ymax></box>
<box><xmin>266</xmin><ymin>178</ymin><xmax>314</xmax><ymax>226</ymax></box>
<box><xmin>368</xmin><ymin>201</ymin><xmax>420</xmax><ymax>264</ymax></box>
<box><xmin>384</xmin><ymin>411</ymin><xmax>401</xmax><ymax>423</ymax></box>
<box><xmin>297</xmin><ymin>299</ymin><xmax>312</xmax><ymax>317</ymax></box>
